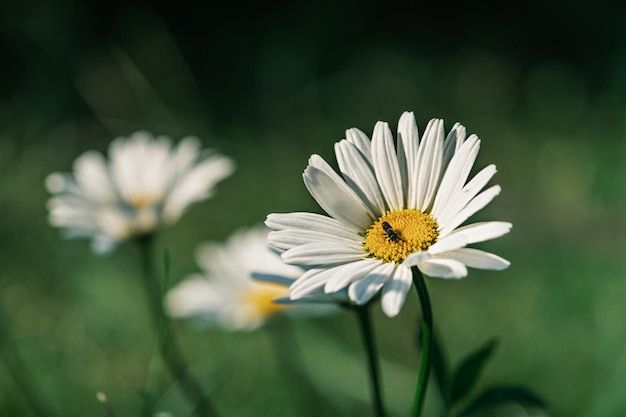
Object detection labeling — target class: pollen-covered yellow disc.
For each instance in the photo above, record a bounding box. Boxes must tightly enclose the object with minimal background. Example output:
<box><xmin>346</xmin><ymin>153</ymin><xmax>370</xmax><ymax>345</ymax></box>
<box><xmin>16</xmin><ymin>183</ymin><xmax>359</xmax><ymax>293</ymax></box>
<box><xmin>364</xmin><ymin>209</ymin><xmax>439</xmax><ymax>263</ymax></box>
<box><xmin>241</xmin><ymin>283</ymin><xmax>289</xmax><ymax>319</ymax></box>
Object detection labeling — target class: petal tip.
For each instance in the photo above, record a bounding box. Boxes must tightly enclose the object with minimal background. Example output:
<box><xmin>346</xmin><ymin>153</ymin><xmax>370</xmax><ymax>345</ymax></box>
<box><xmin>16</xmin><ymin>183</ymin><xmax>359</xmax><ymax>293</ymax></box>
<box><xmin>382</xmin><ymin>300</ymin><xmax>401</xmax><ymax>317</ymax></box>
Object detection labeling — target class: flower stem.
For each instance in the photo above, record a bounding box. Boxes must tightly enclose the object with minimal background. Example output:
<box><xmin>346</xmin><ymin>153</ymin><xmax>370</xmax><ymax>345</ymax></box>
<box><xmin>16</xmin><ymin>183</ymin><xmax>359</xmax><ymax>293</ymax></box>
<box><xmin>137</xmin><ymin>235</ymin><xmax>218</xmax><ymax>417</ymax></box>
<box><xmin>355</xmin><ymin>304</ymin><xmax>386</xmax><ymax>417</ymax></box>
<box><xmin>411</xmin><ymin>266</ymin><xmax>433</xmax><ymax>417</ymax></box>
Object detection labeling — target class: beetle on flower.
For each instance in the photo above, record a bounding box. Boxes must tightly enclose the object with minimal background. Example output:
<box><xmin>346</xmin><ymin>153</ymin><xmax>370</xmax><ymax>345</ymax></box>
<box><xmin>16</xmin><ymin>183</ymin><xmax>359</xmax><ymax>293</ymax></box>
<box><xmin>266</xmin><ymin>112</ymin><xmax>511</xmax><ymax>317</ymax></box>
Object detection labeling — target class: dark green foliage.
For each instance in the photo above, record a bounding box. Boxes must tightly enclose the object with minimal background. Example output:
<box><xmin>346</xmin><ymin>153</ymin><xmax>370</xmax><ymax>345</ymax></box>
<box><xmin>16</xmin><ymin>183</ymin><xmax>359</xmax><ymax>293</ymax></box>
<box><xmin>456</xmin><ymin>385</ymin><xmax>547</xmax><ymax>417</ymax></box>
<box><xmin>449</xmin><ymin>339</ymin><xmax>498</xmax><ymax>405</ymax></box>
<box><xmin>421</xmin><ymin>331</ymin><xmax>546</xmax><ymax>417</ymax></box>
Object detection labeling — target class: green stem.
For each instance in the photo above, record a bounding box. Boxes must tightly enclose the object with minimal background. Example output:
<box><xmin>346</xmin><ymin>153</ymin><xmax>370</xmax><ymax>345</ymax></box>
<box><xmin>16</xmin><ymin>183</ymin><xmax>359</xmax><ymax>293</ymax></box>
<box><xmin>411</xmin><ymin>267</ymin><xmax>433</xmax><ymax>417</ymax></box>
<box><xmin>355</xmin><ymin>304</ymin><xmax>386</xmax><ymax>417</ymax></box>
<box><xmin>137</xmin><ymin>235</ymin><xmax>218</xmax><ymax>417</ymax></box>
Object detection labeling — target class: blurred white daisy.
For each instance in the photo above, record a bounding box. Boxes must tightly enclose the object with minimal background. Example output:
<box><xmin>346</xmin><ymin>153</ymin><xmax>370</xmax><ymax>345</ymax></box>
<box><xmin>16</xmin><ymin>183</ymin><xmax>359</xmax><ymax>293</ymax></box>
<box><xmin>45</xmin><ymin>131</ymin><xmax>235</xmax><ymax>253</ymax></box>
<box><xmin>266</xmin><ymin>111</ymin><xmax>512</xmax><ymax>318</ymax></box>
<box><xmin>165</xmin><ymin>226</ymin><xmax>339</xmax><ymax>332</ymax></box>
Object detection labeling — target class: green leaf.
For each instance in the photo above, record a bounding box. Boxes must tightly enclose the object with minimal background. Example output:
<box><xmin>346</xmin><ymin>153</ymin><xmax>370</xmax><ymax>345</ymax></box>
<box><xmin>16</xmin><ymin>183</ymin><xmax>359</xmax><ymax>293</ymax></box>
<box><xmin>456</xmin><ymin>385</ymin><xmax>547</xmax><ymax>417</ymax></box>
<box><xmin>450</xmin><ymin>338</ymin><xmax>498</xmax><ymax>405</ymax></box>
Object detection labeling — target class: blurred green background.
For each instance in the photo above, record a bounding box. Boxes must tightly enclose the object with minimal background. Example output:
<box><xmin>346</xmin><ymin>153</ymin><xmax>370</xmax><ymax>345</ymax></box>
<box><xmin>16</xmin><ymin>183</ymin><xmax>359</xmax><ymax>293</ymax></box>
<box><xmin>2</xmin><ymin>1</ymin><xmax>626</xmax><ymax>416</ymax></box>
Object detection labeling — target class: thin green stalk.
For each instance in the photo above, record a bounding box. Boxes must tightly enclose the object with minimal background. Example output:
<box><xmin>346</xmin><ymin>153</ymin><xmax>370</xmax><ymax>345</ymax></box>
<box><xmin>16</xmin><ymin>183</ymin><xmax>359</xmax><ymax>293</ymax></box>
<box><xmin>411</xmin><ymin>266</ymin><xmax>433</xmax><ymax>417</ymax></box>
<box><xmin>355</xmin><ymin>304</ymin><xmax>386</xmax><ymax>417</ymax></box>
<box><xmin>137</xmin><ymin>235</ymin><xmax>218</xmax><ymax>417</ymax></box>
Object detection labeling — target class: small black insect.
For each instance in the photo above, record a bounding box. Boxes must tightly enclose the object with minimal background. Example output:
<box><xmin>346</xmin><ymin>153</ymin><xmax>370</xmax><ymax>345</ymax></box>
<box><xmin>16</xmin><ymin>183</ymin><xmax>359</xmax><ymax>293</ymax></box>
<box><xmin>382</xmin><ymin>221</ymin><xmax>401</xmax><ymax>243</ymax></box>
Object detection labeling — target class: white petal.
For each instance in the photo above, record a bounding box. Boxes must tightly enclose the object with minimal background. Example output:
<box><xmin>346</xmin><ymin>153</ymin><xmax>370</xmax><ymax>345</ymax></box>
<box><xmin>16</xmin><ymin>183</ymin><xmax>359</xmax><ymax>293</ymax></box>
<box><xmin>45</xmin><ymin>172</ymin><xmax>71</xmax><ymax>193</ymax></box>
<box><xmin>372</xmin><ymin>121</ymin><xmax>403</xmax><ymax>210</ymax></box>
<box><xmin>266</xmin><ymin>212</ymin><xmax>361</xmax><ymax>241</ymax></box>
<box><xmin>440</xmin><ymin>248</ymin><xmax>510</xmax><ymax>270</ymax></box>
<box><xmin>403</xmin><ymin>251</ymin><xmax>432</xmax><ymax>267</ymax></box>
<box><xmin>268</xmin><ymin>229</ymin><xmax>359</xmax><ymax>251</ymax></box>
<box><xmin>304</xmin><ymin>155</ymin><xmax>375</xmax><ymax>231</ymax></box>
<box><xmin>441</xmin><ymin>123</ymin><xmax>467</xmax><ymax>172</ymax></box>
<box><xmin>291</xmin><ymin>286</ymin><xmax>349</xmax><ymax>304</ymax></box>
<box><xmin>91</xmin><ymin>235</ymin><xmax>118</xmax><ymax>254</ymax></box>
<box><xmin>274</xmin><ymin>292</ymin><xmax>346</xmax><ymax>305</ymax></box>
<box><xmin>165</xmin><ymin>276</ymin><xmax>225</xmax><ymax>318</ymax></box>
<box><xmin>140</xmin><ymin>136</ymin><xmax>174</xmax><ymax>197</ymax></box>
<box><xmin>414</xmin><ymin>119</ymin><xmax>444</xmax><ymax>211</ymax></box>
<box><xmin>163</xmin><ymin>153</ymin><xmax>235</xmax><ymax>222</ymax></box>
<box><xmin>195</xmin><ymin>242</ymin><xmax>230</xmax><ymax>279</ymax></box>
<box><xmin>171</xmin><ymin>136</ymin><xmax>201</xmax><ymax>173</ymax></box>
<box><xmin>251</xmin><ymin>272</ymin><xmax>296</xmax><ymax>287</ymax></box>
<box><xmin>348</xmin><ymin>262</ymin><xmax>395</xmax><ymax>304</ymax></box>
<box><xmin>109</xmin><ymin>133</ymin><xmax>172</xmax><ymax>200</ymax></box>
<box><xmin>447</xmin><ymin>221</ymin><xmax>512</xmax><ymax>244</ymax></box>
<box><xmin>324</xmin><ymin>258</ymin><xmax>383</xmax><ymax>293</ymax></box>
<box><xmin>439</xmin><ymin>185</ymin><xmax>501</xmax><ymax>238</ymax></box>
<box><xmin>345</xmin><ymin>127</ymin><xmax>373</xmax><ymax>164</ymax></box>
<box><xmin>281</xmin><ymin>242</ymin><xmax>365</xmax><ymax>266</ymax></box>
<box><xmin>381</xmin><ymin>265</ymin><xmax>412</xmax><ymax>317</ymax></box>
<box><xmin>397</xmin><ymin>111</ymin><xmax>419</xmax><ymax>208</ymax></box>
<box><xmin>73</xmin><ymin>151</ymin><xmax>118</xmax><ymax>203</ymax></box>
<box><xmin>431</xmin><ymin>135</ymin><xmax>480</xmax><ymax>219</ymax></box>
<box><xmin>418</xmin><ymin>258</ymin><xmax>468</xmax><ymax>279</ymax></box>
<box><xmin>47</xmin><ymin>196</ymin><xmax>94</xmax><ymax>229</ymax></box>
<box><xmin>437</xmin><ymin>164</ymin><xmax>497</xmax><ymax>228</ymax></box>
<box><xmin>290</xmin><ymin>266</ymin><xmax>347</xmax><ymax>299</ymax></box>
<box><xmin>428</xmin><ymin>234</ymin><xmax>468</xmax><ymax>255</ymax></box>
<box><xmin>109</xmin><ymin>132</ymin><xmax>150</xmax><ymax>201</ymax></box>
<box><xmin>335</xmin><ymin>140</ymin><xmax>385</xmax><ymax>215</ymax></box>
<box><xmin>94</xmin><ymin>207</ymin><xmax>133</xmax><ymax>239</ymax></box>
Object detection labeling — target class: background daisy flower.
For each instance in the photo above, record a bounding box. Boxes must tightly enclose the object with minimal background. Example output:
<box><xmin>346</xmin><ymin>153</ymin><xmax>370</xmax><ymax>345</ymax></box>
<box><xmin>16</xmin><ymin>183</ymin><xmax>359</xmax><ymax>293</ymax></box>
<box><xmin>165</xmin><ymin>226</ymin><xmax>337</xmax><ymax>332</ymax></box>
<box><xmin>45</xmin><ymin>130</ymin><xmax>235</xmax><ymax>253</ymax></box>
<box><xmin>267</xmin><ymin>111</ymin><xmax>511</xmax><ymax>317</ymax></box>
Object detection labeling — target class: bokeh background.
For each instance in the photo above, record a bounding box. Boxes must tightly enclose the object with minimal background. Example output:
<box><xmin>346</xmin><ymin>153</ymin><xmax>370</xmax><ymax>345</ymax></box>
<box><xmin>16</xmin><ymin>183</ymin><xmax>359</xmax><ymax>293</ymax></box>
<box><xmin>2</xmin><ymin>1</ymin><xmax>626</xmax><ymax>416</ymax></box>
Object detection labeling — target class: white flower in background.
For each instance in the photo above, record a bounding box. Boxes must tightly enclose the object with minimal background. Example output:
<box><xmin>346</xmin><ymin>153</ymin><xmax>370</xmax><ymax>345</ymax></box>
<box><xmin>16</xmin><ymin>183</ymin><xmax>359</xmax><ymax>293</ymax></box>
<box><xmin>165</xmin><ymin>226</ymin><xmax>339</xmax><ymax>332</ymax></box>
<box><xmin>45</xmin><ymin>131</ymin><xmax>235</xmax><ymax>253</ymax></box>
<box><xmin>266</xmin><ymin>111</ymin><xmax>512</xmax><ymax>318</ymax></box>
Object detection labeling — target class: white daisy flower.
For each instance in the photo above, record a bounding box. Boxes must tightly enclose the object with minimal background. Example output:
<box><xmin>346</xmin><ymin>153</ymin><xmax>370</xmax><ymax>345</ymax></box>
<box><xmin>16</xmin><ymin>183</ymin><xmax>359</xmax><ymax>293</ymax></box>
<box><xmin>45</xmin><ymin>130</ymin><xmax>235</xmax><ymax>253</ymax></box>
<box><xmin>266</xmin><ymin>112</ymin><xmax>512</xmax><ymax>318</ymax></box>
<box><xmin>165</xmin><ymin>226</ymin><xmax>338</xmax><ymax>332</ymax></box>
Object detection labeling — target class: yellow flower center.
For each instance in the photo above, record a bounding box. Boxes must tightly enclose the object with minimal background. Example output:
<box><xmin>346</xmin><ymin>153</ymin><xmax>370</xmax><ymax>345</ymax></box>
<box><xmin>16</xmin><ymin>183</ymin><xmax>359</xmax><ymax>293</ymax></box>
<box><xmin>241</xmin><ymin>283</ymin><xmax>289</xmax><ymax>319</ymax></box>
<box><xmin>364</xmin><ymin>209</ymin><xmax>439</xmax><ymax>263</ymax></box>
<box><xmin>129</xmin><ymin>193</ymin><xmax>160</xmax><ymax>209</ymax></box>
